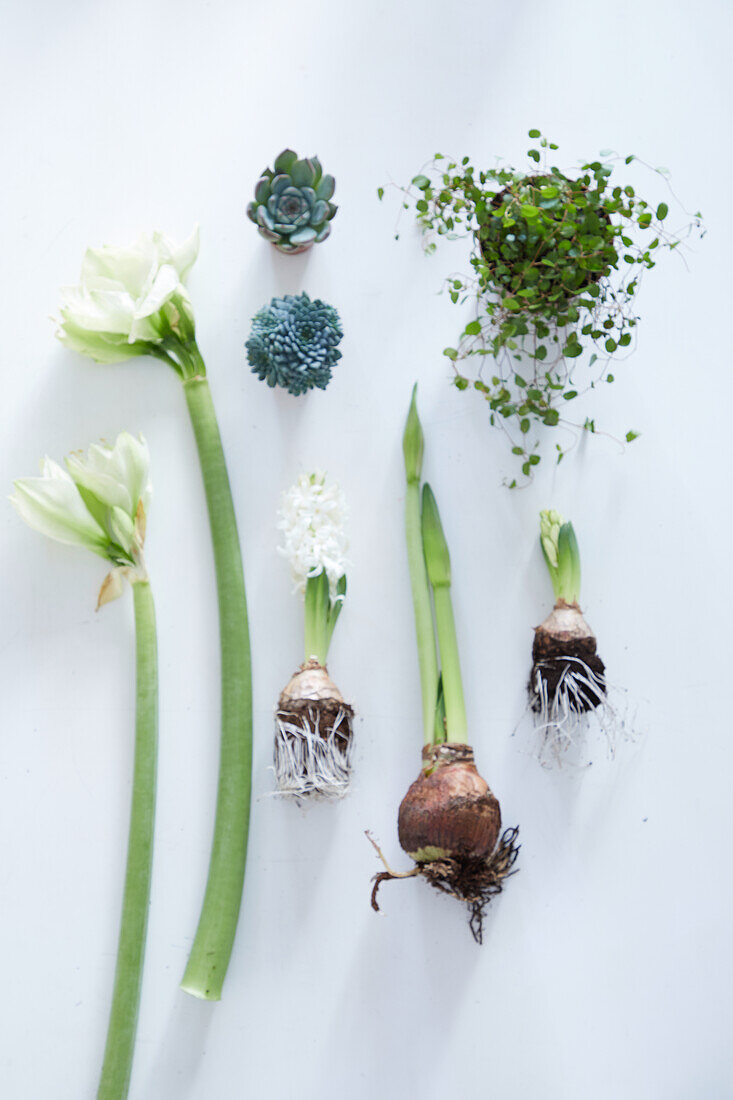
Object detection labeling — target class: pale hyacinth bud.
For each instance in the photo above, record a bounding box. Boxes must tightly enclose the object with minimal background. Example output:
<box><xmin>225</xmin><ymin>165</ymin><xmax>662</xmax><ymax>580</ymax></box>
<box><xmin>540</xmin><ymin>508</ymin><xmax>564</xmax><ymax>570</ymax></box>
<box><xmin>277</xmin><ymin>472</ymin><xmax>348</xmax><ymax>598</ymax></box>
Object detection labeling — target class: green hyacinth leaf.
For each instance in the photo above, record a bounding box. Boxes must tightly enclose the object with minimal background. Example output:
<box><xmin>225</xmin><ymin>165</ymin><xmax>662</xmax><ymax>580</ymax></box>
<box><xmin>274</xmin><ymin>149</ymin><xmax>298</xmax><ymax>174</ymax></box>
<box><xmin>316</xmin><ymin>174</ymin><xmax>336</xmax><ymax>201</ymax></box>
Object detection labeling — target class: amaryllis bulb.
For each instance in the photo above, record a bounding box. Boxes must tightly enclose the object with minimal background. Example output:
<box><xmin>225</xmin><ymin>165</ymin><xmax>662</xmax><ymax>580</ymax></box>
<box><xmin>398</xmin><ymin>744</ymin><xmax>501</xmax><ymax>863</ymax></box>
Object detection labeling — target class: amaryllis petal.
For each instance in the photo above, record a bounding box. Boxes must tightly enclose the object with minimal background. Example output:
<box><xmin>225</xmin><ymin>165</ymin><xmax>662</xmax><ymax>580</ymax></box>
<box><xmin>57</xmin><ymin>228</ymin><xmax>199</xmax><ymax>360</ymax></box>
<box><xmin>11</xmin><ymin>465</ymin><xmax>108</xmax><ymax>555</ymax></box>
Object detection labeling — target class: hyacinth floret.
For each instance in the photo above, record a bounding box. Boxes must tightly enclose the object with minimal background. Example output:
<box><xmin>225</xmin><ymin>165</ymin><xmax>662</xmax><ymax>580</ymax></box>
<box><xmin>277</xmin><ymin>472</ymin><xmax>348</xmax><ymax>598</ymax></box>
<box><xmin>246</xmin><ymin>292</ymin><xmax>343</xmax><ymax>396</ymax></box>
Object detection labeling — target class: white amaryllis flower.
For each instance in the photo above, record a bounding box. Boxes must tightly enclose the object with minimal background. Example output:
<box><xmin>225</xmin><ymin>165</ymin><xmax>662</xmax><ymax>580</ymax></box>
<box><xmin>57</xmin><ymin>228</ymin><xmax>199</xmax><ymax>363</ymax></box>
<box><xmin>277</xmin><ymin>472</ymin><xmax>348</xmax><ymax>597</ymax></box>
<box><xmin>11</xmin><ymin>457</ymin><xmax>109</xmax><ymax>556</ymax></box>
<box><xmin>12</xmin><ymin>432</ymin><xmax>152</xmax><ymax>604</ymax></box>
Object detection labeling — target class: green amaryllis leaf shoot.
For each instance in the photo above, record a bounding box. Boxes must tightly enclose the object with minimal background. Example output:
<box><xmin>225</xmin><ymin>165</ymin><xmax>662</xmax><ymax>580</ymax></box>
<box><xmin>402</xmin><ymin>386</ymin><xmax>439</xmax><ymax>744</ymax></box>
<box><xmin>421</xmin><ymin>484</ymin><xmax>466</xmax><ymax>743</ymax></box>
<box><xmin>531</xmin><ymin>509</ymin><xmax>608</xmax><ymax>762</ymax></box>
<box><xmin>369</xmin><ymin>387</ymin><xmax>519</xmax><ymax>942</ymax></box>
<box><xmin>12</xmin><ymin>434</ymin><xmax>158</xmax><ymax>1100</ymax></box>
<box><xmin>275</xmin><ymin>473</ymin><xmax>353</xmax><ymax>799</ymax></box>
<box><xmin>403</xmin><ymin>382</ymin><xmax>425</xmax><ymax>485</ymax></box>
<box><xmin>57</xmin><ymin>230</ymin><xmax>252</xmax><ymax>1002</ymax></box>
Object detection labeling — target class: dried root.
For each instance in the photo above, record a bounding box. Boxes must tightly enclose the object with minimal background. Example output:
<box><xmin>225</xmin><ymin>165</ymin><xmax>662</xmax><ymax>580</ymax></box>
<box><xmin>367</xmin><ymin>827</ymin><xmax>520</xmax><ymax>944</ymax></box>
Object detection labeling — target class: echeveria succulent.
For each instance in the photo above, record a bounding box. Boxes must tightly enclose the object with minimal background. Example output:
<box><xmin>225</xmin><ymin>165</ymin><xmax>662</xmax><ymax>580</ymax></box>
<box><xmin>246</xmin><ymin>292</ymin><xmax>343</xmax><ymax>395</ymax></box>
<box><xmin>246</xmin><ymin>149</ymin><xmax>337</xmax><ymax>254</ymax></box>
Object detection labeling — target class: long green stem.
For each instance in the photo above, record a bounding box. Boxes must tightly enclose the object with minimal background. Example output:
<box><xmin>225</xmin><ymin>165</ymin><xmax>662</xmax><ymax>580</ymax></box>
<box><xmin>181</xmin><ymin>376</ymin><xmax>252</xmax><ymax>1001</ymax></box>
<box><xmin>98</xmin><ymin>580</ymin><xmax>158</xmax><ymax>1100</ymax></box>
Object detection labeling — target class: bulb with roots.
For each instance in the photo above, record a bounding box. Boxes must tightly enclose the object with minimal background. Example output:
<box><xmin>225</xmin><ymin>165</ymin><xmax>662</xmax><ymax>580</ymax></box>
<box><xmin>529</xmin><ymin>598</ymin><xmax>609</xmax><ymax>759</ymax></box>
<box><xmin>274</xmin><ymin>658</ymin><xmax>354</xmax><ymax>800</ymax></box>
<box><xmin>370</xmin><ymin>743</ymin><xmax>519</xmax><ymax>942</ymax></box>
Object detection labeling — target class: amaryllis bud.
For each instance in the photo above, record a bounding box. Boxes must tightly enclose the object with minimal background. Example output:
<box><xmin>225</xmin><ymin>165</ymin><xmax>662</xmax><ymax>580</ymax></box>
<box><xmin>398</xmin><ymin>743</ymin><xmax>501</xmax><ymax>862</ymax></box>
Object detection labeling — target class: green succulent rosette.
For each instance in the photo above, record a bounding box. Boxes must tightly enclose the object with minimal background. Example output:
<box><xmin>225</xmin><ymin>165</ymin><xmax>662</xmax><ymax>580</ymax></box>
<box><xmin>247</xmin><ymin>149</ymin><xmax>337</xmax><ymax>254</ymax></box>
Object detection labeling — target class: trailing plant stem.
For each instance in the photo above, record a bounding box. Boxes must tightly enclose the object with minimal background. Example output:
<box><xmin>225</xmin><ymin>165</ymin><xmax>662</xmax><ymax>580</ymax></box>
<box><xmin>181</xmin><ymin>376</ymin><xmax>252</xmax><ymax>1001</ymax></box>
<box><xmin>97</xmin><ymin>580</ymin><xmax>158</xmax><ymax>1100</ymax></box>
<box><xmin>432</xmin><ymin>584</ymin><xmax>467</xmax><ymax>743</ymax></box>
<box><xmin>405</xmin><ymin>480</ymin><xmax>439</xmax><ymax>744</ymax></box>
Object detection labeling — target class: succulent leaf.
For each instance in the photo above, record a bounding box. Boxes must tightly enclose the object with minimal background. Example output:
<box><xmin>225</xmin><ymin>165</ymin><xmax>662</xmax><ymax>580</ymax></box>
<box><xmin>274</xmin><ymin>149</ymin><xmax>298</xmax><ymax>173</ymax></box>
<box><xmin>254</xmin><ymin>177</ymin><xmax>271</xmax><ymax>203</ymax></box>
<box><xmin>316</xmin><ymin>174</ymin><xmax>335</xmax><ymax>201</ymax></box>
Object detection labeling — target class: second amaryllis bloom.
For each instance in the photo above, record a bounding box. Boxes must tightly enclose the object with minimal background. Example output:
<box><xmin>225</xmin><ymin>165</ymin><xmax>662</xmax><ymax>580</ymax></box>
<box><xmin>274</xmin><ymin>472</ymin><xmax>354</xmax><ymax>799</ymax></box>
<box><xmin>12</xmin><ymin>431</ymin><xmax>158</xmax><ymax>1100</ymax></box>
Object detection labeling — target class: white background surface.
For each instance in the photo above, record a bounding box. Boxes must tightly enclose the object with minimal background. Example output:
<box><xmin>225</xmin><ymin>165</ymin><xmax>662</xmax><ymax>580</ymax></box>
<box><xmin>1</xmin><ymin>2</ymin><xmax>731</xmax><ymax>1097</ymax></box>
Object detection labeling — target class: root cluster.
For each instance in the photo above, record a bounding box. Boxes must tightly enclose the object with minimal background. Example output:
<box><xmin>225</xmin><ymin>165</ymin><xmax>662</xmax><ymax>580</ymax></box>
<box><xmin>274</xmin><ymin>700</ymin><xmax>353</xmax><ymax>800</ymax></box>
<box><xmin>369</xmin><ymin>826</ymin><xmax>520</xmax><ymax>944</ymax></box>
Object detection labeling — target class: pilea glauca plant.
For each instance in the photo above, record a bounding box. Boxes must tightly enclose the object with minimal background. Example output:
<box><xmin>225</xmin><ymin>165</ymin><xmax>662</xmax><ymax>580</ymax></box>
<box><xmin>387</xmin><ymin>131</ymin><xmax>703</xmax><ymax>483</ymax></box>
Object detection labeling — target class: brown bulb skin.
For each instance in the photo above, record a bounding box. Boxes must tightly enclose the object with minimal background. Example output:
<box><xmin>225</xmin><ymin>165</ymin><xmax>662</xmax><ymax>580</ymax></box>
<box><xmin>398</xmin><ymin>744</ymin><xmax>501</xmax><ymax>863</ymax></box>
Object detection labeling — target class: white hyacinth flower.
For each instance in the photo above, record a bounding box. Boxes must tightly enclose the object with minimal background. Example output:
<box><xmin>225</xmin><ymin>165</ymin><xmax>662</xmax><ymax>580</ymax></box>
<box><xmin>277</xmin><ymin>472</ymin><xmax>348</xmax><ymax>597</ymax></box>
<box><xmin>12</xmin><ymin>432</ymin><xmax>152</xmax><ymax>605</ymax></box>
<box><xmin>57</xmin><ymin>228</ymin><xmax>199</xmax><ymax>363</ymax></box>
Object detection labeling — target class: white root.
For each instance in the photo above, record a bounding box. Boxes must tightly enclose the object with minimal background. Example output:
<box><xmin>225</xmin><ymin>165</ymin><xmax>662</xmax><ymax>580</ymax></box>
<box><xmin>530</xmin><ymin>655</ymin><xmax>631</xmax><ymax>768</ymax></box>
<box><xmin>274</xmin><ymin>703</ymin><xmax>353</xmax><ymax>800</ymax></box>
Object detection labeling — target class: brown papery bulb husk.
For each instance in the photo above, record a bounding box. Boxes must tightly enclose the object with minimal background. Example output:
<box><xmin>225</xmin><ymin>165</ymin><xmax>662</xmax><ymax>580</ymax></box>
<box><xmin>530</xmin><ymin>599</ymin><xmax>606</xmax><ymax>714</ymax></box>
<box><xmin>274</xmin><ymin>658</ymin><xmax>354</xmax><ymax>800</ymax></box>
<box><xmin>371</xmin><ymin>743</ymin><xmax>519</xmax><ymax>943</ymax></box>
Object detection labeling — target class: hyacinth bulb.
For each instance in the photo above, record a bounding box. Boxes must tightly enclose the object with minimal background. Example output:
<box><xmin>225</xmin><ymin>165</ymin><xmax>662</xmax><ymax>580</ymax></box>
<box><xmin>274</xmin><ymin>660</ymin><xmax>354</xmax><ymax>800</ymax></box>
<box><xmin>530</xmin><ymin>599</ymin><xmax>606</xmax><ymax>715</ymax></box>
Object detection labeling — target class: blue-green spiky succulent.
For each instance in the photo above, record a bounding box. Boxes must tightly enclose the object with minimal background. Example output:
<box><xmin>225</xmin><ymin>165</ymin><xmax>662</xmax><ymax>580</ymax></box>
<box><xmin>247</xmin><ymin>149</ymin><xmax>337</xmax><ymax>254</ymax></box>
<box><xmin>246</xmin><ymin>293</ymin><xmax>343</xmax><ymax>395</ymax></box>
